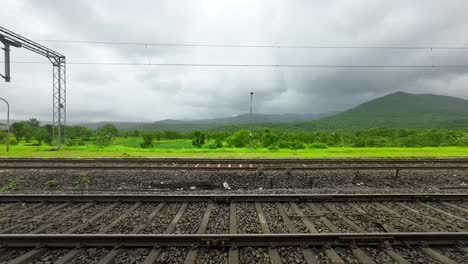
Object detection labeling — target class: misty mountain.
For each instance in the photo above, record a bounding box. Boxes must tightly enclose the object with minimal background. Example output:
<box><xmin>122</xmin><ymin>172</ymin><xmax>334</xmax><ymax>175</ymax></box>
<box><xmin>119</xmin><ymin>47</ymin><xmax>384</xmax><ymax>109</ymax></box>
<box><xmin>308</xmin><ymin>91</ymin><xmax>468</xmax><ymax>129</ymax></box>
<box><xmin>80</xmin><ymin>113</ymin><xmax>334</xmax><ymax>131</ymax></box>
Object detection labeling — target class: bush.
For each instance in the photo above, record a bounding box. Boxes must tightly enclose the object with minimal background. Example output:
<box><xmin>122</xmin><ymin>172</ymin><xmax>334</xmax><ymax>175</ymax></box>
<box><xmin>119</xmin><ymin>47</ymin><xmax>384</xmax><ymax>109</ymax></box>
<box><xmin>141</xmin><ymin>132</ymin><xmax>154</xmax><ymax>148</ymax></box>
<box><xmin>226</xmin><ymin>129</ymin><xmax>250</xmax><ymax>148</ymax></box>
<box><xmin>309</xmin><ymin>143</ymin><xmax>328</xmax><ymax>149</ymax></box>
<box><xmin>278</xmin><ymin>140</ymin><xmax>291</xmax><ymax>149</ymax></box>
<box><xmin>192</xmin><ymin>131</ymin><xmax>206</xmax><ymax>148</ymax></box>
<box><xmin>268</xmin><ymin>145</ymin><xmax>279</xmax><ymax>151</ymax></box>
<box><xmin>206</xmin><ymin>143</ymin><xmax>218</xmax><ymax>149</ymax></box>
<box><xmin>290</xmin><ymin>140</ymin><xmax>305</xmax><ymax>150</ymax></box>
<box><xmin>215</xmin><ymin>138</ymin><xmax>223</xmax><ymax>148</ymax></box>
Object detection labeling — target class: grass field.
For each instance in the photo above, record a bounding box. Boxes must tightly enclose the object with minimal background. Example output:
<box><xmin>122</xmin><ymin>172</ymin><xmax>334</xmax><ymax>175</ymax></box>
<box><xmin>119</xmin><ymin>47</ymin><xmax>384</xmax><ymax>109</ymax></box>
<box><xmin>2</xmin><ymin>143</ymin><xmax>468</xmax><ymax>158</ymax></box>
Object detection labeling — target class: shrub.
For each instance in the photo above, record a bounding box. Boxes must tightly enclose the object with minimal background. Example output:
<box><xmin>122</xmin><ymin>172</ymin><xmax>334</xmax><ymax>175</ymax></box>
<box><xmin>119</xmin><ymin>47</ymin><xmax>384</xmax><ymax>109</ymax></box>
<box><xmin>290</xmin><ymin>140</ymin><xmax>305</xmax><ymax>150</ymax></box>
<box><xmin>46</xmin><ymin>179</ymin><xmax>58</xmax><ymax>188</ymax></box>
<box><xmin>74</xmin><ymin>174</ymin><xmax>89</xmax><ymax>189</ymax></box>
<box><xmin>0</xmin><ymin>180</ymin><xmax>17</xmax><ymax>192</ymax></box>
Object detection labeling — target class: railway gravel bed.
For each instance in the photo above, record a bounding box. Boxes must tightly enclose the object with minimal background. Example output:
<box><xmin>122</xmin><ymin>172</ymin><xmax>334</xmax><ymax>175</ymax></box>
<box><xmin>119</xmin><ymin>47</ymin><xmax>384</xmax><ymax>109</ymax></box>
<box><xmin>206</xmin><ymin>203</ymin><xmax>229</xmax><ymax>234</ymax></box>
<box><xmin>1</xmin><ymin>167</ymin><xmax>468</xmax><ymax>192</ymax></box>
<box><xmin>0</xmin><ymin>197</ymin><xmax>466</xmax><ymax>236</ymax></box>
<box><xmin>236</xmin><ymin>203</ymin><xmax>262</xmax><ymax>234</ymax></box>
<box><xmin>74</xmin><ymin>203</ymin><xmax>132</xmax><ymax>234</ymax></box>
<box><xmin>1</xmin><ymin>245</ymin><xmax>465</xmax><ymax>263</ymax></box>
<box><xmin>142</xmin><ymin>203</ymin><xmax>181</xmax><ymax>234</ymax></box>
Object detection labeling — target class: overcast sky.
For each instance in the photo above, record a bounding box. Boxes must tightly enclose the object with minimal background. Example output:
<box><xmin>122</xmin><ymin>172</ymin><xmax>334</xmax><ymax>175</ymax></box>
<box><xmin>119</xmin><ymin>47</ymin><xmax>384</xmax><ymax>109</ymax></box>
<box><xmin>1</xmin><ymin>0</ymin><xmax>468</xmax><ymax>123</ymax></box>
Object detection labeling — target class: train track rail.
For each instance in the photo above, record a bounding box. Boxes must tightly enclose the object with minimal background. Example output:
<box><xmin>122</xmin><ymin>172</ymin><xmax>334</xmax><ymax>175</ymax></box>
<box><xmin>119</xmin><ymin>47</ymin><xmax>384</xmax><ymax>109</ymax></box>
<box><xmin>0</xmin><ymin>194</ymin><xmax>467</xmax><ymax>263</ymax></box>
<box><xmin>1</xmin><ymin>157</ymin><xmax>468</xmax><ymax>171</ymax></box>
<box><xmin>2</xmin><ymin>157</ymin><xmax>468</xmax><ymax>164</ymax></box>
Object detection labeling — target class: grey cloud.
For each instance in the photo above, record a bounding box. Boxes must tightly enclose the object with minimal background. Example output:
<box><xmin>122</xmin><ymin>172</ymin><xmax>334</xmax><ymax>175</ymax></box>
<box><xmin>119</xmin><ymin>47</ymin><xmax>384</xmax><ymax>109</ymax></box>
<box><xmin>1</xmin><ymin>0</ymin><xmax>468</xmax><ymax>122</ymax></box>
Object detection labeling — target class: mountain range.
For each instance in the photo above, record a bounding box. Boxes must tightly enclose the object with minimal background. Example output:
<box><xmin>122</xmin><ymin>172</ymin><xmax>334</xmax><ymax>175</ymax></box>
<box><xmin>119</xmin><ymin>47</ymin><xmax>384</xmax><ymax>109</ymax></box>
<box><xmin>80</xmin><ymin>91</ymin><xmax>468</xmax><ymax>131</ymax></box>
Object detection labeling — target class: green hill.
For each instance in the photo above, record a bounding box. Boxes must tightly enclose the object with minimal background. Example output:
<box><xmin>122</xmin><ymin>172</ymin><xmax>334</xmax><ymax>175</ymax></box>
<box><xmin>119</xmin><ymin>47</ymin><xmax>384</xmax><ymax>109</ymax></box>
<box><xmin>311</xmin><ymin>91</ymin><xmax>468</xmax><ymax>129</ymax></box>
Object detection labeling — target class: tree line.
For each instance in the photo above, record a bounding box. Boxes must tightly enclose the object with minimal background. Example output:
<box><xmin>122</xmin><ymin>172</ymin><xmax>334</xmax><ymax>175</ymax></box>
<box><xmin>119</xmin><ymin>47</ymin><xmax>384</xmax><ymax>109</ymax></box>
<box><xmin>3</xmin><ymin>119</ymin><xmax>468</xmax><ymax>149</ymax></box>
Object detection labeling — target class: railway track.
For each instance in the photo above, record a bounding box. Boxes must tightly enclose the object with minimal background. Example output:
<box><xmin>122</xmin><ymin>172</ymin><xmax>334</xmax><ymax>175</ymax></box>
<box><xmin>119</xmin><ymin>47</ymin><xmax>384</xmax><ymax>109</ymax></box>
<box><xmin>1</xmin><ymin>157</ymin><xmax>468</xmax><ymax>171</ymax></box>
<box><xmin>0</xmin><ymin>194</ymin><xmax>467</xmax><ymax>263</ymax></box>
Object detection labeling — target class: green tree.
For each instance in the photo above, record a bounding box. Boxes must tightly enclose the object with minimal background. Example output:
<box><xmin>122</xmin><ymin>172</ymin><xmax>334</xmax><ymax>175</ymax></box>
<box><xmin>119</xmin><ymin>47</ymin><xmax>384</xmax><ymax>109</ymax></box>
<box><xmin>226</xmin><ymin>129</ymin><xmax>250</xmax><ymax>148</ymax></box>
<box><xmin>261</xmin><ymin>131</ymin><xmax>279</xmax><ymax>148</ymax></box>
<box><xmin>27</xmin><ymin>118</ymin><xmax>40</xmax><ymax>128</ymax></box>
<box><xmin>192</xmin><ymin>131</ymin><xmax>206</xmax><ymax>148</ymax></box>
<box><xmin>23</xmin><ymin>124</ymin><xmax>33</xmax><ymax>143</ymax></box>
<box><xmin>95</xmin><ymin>124</ymin><xmax>118</xmax><ymax>146</ymax></box>
<box><xmin>43</xmin><ymin>124</ymin><xmax>54</xmax><ymax>145</ymax></box>
<box><xmin>10</xmin><ymin>122</ymin><xmax>26</xmax><ymax>141</ymax></box>
<box><xmin>34</xmin><ymin>127</ymin><xmax>48</xmax><ymax>145</ymax></box>
<box><xmin>141</xmin><ymin>132</ymin><xmax>154</xmax><ymax>148</ymax></box>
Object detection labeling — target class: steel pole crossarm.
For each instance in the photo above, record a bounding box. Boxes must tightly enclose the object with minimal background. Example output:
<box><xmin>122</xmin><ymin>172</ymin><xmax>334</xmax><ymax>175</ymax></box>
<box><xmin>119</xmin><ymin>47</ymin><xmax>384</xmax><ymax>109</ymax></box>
<box><xmin>0</xmin><ymin>27</ymin><xmax>63</xmax><ymax>57</ymax></box>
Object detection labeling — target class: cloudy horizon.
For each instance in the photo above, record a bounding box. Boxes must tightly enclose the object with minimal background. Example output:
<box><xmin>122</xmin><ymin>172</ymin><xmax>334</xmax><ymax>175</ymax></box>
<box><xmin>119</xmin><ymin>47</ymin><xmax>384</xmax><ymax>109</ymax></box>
<box><xmin>1</xmin><ymin>0</ymin><xmax>468</xmax><ymax>123</ymax></box>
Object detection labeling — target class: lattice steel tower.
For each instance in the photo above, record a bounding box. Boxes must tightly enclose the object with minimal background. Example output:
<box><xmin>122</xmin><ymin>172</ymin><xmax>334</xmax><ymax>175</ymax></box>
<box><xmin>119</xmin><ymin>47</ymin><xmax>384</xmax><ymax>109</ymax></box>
<box><xmin>0</xmin><ymin>26</ymin><xmax>66</xmax><ymax>149</ymax></box>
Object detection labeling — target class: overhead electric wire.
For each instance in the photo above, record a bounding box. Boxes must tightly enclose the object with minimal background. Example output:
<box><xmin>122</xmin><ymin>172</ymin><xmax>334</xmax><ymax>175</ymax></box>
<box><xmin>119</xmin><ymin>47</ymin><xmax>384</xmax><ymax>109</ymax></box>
<box><xmin>34</xmin><ymin>39</ymin><xmax>468</xmax><ymax>50</ymax></box>
<box><xmin>6</xmin><ymin>61</ymin><xmax>468</xmax><ymax>68</ymax></box>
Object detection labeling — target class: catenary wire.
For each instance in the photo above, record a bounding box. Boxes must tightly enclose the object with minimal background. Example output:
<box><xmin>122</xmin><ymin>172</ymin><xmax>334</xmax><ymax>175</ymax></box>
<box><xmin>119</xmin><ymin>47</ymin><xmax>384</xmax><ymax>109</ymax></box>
<box><xmin>6</xmin><ymin>61</ymin><xmax>468</xmax><ymax>67</ymax></box>
<box><xmin>34</xmin><ymin>39</ymin><xmax>468</xmax><ymax>50</ymax></box>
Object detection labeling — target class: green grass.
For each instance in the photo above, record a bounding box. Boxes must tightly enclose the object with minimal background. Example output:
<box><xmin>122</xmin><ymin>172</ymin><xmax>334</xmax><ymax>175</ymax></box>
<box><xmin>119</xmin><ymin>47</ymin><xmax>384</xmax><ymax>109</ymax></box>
<box><xmin>2</xmin><ymin>144</ymin><xmax>468</xmax><ymax>158</ymax></box>
<box><xmin>113</xmin><ymin>138</ymin><xmax>194</xmax><ymax>149</ymax></box>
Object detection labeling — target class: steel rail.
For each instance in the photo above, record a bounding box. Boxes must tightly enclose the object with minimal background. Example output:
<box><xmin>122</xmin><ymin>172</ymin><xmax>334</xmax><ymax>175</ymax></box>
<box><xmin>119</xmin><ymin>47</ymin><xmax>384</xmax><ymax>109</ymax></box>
<box><xmin>1</xmin><ymin>165</ymin><xmax>468</xmax><ymax>171</ymax></box>
<box><xmin>0</xmin><ymin>194</ymin><xmax>467</xmax><ymax>203</ymax></box>
<box><xmin>0</xmin><ymin>157</ymin><xmax>468</xmax><ymax>164</ymax></box>
<box><xmin>1</xmin><ymin>232</ymin><xmax>466</xmax><ymax>247</ymax></box>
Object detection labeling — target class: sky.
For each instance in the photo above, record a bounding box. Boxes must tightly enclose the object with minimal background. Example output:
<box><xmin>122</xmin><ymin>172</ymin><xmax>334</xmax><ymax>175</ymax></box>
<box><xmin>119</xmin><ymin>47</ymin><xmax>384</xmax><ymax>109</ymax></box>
<box><xmin>1</xmin><ymin>0</ymin><xmax>468</xmax><ymax>123</ymax></box>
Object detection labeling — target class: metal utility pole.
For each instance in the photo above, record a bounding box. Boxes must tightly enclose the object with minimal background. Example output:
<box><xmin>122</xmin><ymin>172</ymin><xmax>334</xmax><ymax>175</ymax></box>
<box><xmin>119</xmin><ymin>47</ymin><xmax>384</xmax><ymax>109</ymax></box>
<box><xmin>0</xmin><ymin>27</ymin><xmax>66</xmax><ymax>149</ymax></box>
<box><xmin>0</xmin><ymin>97</ymin><xmax>9</xmax><ymax>152</ymax></box>
<box><xmin>249</xmin><ymin>92</ymin><xmax>254</xmax><ymax>148</ymax></box>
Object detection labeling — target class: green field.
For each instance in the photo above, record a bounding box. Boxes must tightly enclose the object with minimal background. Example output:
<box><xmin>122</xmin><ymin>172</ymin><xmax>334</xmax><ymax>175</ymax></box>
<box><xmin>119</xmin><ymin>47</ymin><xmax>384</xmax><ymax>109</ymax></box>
<box><xmin>2</xmin><ymin>142</ymin><xmax>468</xmax><ymax>158</ymax></box>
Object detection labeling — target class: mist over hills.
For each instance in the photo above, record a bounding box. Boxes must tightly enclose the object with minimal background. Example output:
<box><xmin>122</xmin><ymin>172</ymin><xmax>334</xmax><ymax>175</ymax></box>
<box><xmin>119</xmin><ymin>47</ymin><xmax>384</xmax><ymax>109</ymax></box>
<box><xmin>79</xmin><ymin>91</ymin><xmax>468</xmax><ymax>131</ymax></box>
<box><xmin>80</xmin><ymin>113</ymin><xmax>333</xmax><ymax>131</ymax></box>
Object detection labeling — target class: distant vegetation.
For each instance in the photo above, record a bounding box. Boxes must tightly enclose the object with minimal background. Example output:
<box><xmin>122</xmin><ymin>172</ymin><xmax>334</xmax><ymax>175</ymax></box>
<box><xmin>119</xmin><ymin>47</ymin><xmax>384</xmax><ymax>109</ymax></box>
<box><xmin>3</xmin><ymin>91</ymin><xmax>468</xmax><ymax>155</ymax></box>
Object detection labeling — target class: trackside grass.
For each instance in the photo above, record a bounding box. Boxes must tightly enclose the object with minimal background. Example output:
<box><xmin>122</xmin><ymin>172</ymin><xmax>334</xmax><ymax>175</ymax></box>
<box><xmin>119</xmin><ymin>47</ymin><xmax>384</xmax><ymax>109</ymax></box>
<box><xmin>2</xmin><ymin>144</ymin><xmax>468</xmax><ymax>158</ymax></box>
